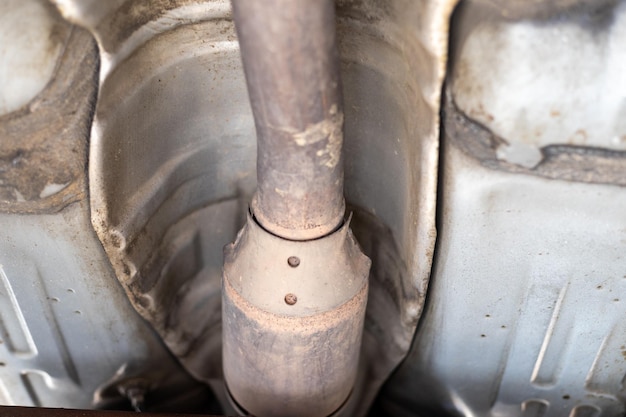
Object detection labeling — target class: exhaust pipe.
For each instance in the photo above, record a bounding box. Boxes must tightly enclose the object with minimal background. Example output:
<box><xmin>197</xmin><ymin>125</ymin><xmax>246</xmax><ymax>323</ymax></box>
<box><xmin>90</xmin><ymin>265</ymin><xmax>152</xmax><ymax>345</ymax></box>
<box><xmin>222</xmin><ymin>0</ymin><xmax>371</xmax><ymax>416</ymax></box>
<box><xmin>233</xmin><ymin>0</ymin><xmax>345</xmax><ymax>240</ymax></box>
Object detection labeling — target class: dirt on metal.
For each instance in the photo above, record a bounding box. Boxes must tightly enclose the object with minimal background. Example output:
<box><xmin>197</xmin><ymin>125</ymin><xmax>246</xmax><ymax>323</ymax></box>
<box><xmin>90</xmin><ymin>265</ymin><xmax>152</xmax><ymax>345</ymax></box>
<box><xmin>233</xmin><ymin>0</ymin><xmax>346</xmax><ymax>241</ymax></box>
<box><xmin>445</xmin><ymin>90</ymin><xmax>626</xmax><ymax>186</ymax></box>
<box><xmin>0</xmin><ymin>26</ymin><xmax>98</xmax><ymax>214</ymax></box>
<box><xmin>0</xmin><ymin>406</ymin><xmax>218</xmax><ymax>417</ymax></box>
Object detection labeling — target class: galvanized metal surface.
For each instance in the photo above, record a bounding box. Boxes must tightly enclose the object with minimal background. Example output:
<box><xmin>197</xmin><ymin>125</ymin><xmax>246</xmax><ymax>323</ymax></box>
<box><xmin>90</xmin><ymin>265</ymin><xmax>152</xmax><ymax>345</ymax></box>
<box><xmin>2</xmin><ymin>1</ymin><xmax>620</xmax><ymax>416</ymax></box>
<box><xmin>86</xmin><ymin>8</ymin><xmax>251</xmax><ymax>408</ymax></box>
<box><xmin>444</xmin><ymin>93</ymin><xmax>626</xmax><ymax>187</ymax></box>
<box><xmin>7</xmin><ymin>1</ymin><xmax>625</xmax><ymax>416</ymax></box>
<box><xmin>0</xmin><ymin>200</ymin><xmax>204</xmax><ymax>410</ymax></box>
<box><xmin>380</xmin><ymin>134</ymin><xmax>626</xmax><ymax>417</ymax></box>
<box><xmin>450</xmin><ymin>0</ymin><xmax>626</xmax><ymax>168</ymax></box>
<box><xmin>0</xmin><ymin>0</ymin><xmax>224</xmax><ymax>411</ymax></box>
<box><xmin>375</xmin><ymin>2</ymin><xmax>626</xmax><ymax>413</ymax></box>
<box><xmin>0</xmin><ymin>0</ymin><xmax>66</xmax><ymax>116</ymax></box>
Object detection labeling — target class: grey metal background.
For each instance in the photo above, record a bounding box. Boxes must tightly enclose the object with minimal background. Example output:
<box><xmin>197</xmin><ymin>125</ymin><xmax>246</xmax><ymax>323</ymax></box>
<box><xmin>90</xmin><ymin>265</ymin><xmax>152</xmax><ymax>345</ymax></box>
<box><xmin>2</xmin><ymin>0</ymin><xmax>625</xmax><ymax>415</ymax></box>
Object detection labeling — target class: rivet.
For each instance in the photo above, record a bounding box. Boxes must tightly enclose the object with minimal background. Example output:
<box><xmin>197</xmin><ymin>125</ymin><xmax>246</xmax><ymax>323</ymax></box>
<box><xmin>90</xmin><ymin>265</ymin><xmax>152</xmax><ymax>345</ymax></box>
<box><xmin>287</xmin><ymin>256</ymin><xmax>300</xmax><ymax>268</ymax></box>
<box><xmin>284</xmin><ymin>293</ymin><xmax>297</xmax><ymax>305</ymax></box>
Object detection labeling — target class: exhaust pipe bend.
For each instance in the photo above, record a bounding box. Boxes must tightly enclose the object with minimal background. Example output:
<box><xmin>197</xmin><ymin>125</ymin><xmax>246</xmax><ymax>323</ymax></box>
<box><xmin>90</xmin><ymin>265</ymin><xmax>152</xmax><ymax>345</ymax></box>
<box><xmin>232</xmin><ymin>0</ymin><xmax>345</xmax><ymax>241</ymax></box>
<box><xmin>222</xmin><ymin>1</ymin><xmax>371</xmax><ymax>416</ymax></box>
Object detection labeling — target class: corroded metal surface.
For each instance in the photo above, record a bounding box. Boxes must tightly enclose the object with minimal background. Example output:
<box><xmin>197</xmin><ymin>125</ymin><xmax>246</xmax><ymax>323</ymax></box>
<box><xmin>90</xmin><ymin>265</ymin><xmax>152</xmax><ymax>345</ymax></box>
<box><xmin>223</xmin><ymin>214</ymin><xmax>370</xmax><ymax>416</ymax></box>
<box><xmin>233</xmin><ymin>0</ymin><xmax>346</xmax><ymax>240</ymax></box>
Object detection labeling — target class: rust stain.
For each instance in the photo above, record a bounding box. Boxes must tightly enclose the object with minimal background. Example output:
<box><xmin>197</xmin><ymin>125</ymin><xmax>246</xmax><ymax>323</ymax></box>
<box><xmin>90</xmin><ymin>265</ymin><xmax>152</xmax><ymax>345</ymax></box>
<box><xmin>444</xmin><ymin>95</ymin><xmax>626</xmax><ymax>187</ymax></box>
<box><xmin>469</xmin><ymin>103</ymin><xmax>494</xmax><ymax>123</ymax></box>
<box><xmin>568</xmin><ymin>128</ymin><xmax>588</xmax><ymax>144</ymax></box>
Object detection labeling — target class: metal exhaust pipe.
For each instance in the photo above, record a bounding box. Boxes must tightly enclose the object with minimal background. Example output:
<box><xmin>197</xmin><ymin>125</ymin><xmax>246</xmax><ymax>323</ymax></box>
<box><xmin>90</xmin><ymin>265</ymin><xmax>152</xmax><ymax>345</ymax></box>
<box><xmin>233</xmin><ymin>0</ymin><xmax>345</xmax><ymax>241</ymax></box>
<box><xmin>222</xmin><ymin>0</ymin><xmax>371</xmax><ymax>416</ymax></box>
